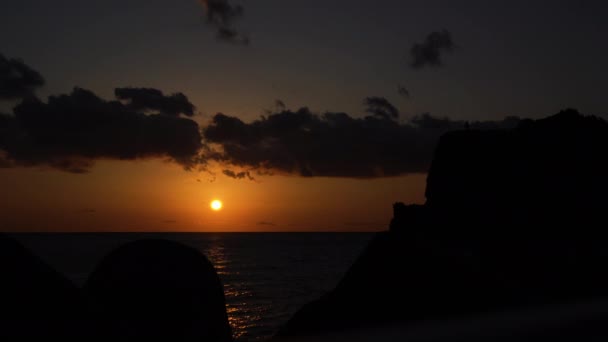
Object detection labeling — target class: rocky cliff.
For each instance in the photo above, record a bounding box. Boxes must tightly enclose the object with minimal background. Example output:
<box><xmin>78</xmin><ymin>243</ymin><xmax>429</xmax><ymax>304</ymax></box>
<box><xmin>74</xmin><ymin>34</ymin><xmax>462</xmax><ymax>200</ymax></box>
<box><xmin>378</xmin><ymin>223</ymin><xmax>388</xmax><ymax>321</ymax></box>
<box><xmin>278</xmin><ymin>109</ymin><xmax>608</xmax><ymax>337</ymax></box>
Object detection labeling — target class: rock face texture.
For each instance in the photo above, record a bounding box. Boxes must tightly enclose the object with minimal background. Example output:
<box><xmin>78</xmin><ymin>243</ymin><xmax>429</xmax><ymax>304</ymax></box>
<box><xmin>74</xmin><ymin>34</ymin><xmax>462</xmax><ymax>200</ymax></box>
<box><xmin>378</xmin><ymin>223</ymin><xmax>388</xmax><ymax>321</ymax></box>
<box><xmin>278</xmin><ymin>109</ymin><xmax>608</xmax><ymax>337</ymax></box>
<box><xmin>84</xmin><ymin>239</ymin><xmax>233</xmax><ymax>342</ymax></box>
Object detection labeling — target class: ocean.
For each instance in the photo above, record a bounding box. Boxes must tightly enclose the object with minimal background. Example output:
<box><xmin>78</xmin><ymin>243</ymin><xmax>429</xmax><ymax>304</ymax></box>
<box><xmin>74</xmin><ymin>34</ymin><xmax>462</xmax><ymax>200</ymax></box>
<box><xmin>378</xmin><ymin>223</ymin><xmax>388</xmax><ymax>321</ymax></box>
<box><xmin>11</xmin><ymin>233</ymin><xmax>374</xmax><ymax>341</ymax></box>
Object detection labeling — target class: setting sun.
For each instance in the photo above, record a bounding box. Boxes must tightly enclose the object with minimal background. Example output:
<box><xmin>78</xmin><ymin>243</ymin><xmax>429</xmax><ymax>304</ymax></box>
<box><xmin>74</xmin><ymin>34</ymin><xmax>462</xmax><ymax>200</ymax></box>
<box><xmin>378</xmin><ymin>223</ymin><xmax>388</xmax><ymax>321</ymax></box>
<box><xmin>210</xmin><ymin>199</ymin><xmax>223</xmax><ymax>211</ymax></box>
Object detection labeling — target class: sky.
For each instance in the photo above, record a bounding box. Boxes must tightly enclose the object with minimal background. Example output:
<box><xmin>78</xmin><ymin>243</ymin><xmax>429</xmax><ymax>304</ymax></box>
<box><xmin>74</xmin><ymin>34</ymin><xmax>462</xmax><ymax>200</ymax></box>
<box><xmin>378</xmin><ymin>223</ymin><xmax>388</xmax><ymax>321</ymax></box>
<box><xmin>1</xmin><ymin>0</ymin><xmax>607</xmax><ymax>232</ymax></box>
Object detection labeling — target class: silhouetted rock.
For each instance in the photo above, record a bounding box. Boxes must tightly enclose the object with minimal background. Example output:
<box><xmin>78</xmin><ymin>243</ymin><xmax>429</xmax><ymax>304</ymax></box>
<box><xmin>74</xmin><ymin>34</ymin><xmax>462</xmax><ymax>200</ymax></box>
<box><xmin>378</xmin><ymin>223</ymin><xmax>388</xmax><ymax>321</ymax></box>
<box><xmin>389</xmin><ymin>202</ymin><xmax>427</xmax><ymax>233</ymax></box>
<box><xmin>425</xmin><ymin>109</ymin><xmax>608</xmax><ymax>240</ymax></box>
<box><xmin>84</xmin><ymin>239</ymin><xmax>232</xmax><ymax>342</ymax></box>
<box><xmin>278</xmin><ymin>110</ymin><xmax>608</xmax><ymax>337</ymax></box>
<box><xmin>0</xmin><ymin>234</ymin><xmax>86</xmax><ymax>341</ymax></box>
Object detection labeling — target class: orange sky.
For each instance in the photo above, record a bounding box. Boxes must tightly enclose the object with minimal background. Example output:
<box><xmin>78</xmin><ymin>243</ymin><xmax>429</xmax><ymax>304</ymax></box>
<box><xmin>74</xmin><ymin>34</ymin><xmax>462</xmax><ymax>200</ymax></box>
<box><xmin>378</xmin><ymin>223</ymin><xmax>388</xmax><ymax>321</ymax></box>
<box><xmin>0</xmin><ymin>160</ymin><xmax>426</xmax><ymax>232</ymax></box>
<box><xmin>7</xmin><ymin>2</ymin><xmax>606</xmax><ymax>232</ymax></box>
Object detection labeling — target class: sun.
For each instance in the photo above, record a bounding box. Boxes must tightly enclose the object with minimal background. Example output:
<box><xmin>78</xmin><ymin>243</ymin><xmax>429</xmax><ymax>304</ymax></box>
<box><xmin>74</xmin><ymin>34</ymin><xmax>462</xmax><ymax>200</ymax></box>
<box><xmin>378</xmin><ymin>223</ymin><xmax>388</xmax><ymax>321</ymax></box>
<box><xmin>210</xmin><ymin>199</ymin><xmax>223</xmax><ymax>211</ymax></box>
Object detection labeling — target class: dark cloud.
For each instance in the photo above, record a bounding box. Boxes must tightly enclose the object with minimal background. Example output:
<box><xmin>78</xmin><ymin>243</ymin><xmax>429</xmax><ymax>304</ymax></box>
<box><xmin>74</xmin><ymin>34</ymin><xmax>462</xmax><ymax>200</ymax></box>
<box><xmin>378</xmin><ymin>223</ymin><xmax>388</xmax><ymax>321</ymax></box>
<box><xmin>222</xmin><ymin>169</ymin><xmax>254</xmax><ymax>180</ymax></box>
<box><xmin>0</xmin><ymin>53</ymin><xmax>45</xmax><ymax>100</ymax></box>
<box><xmin>216</xmin><ymin>27</ymin><xmax>250</xmax><ymax>45</ymax></box>
<box><xmin>115</xmin><ymin>87</ymin><xmax>195</xmax><ymax>117</ymax></box>
<box><xmin>201</xmin><ymin>0</ymin><xmax>243</xmax><ymax>26</ymax></box>
<box><xmin>411</xmin><ymin>113</ymin><xmax>521</xmax><ymax>131</ymax></box>
<box><xmin>410</xmin><ymin>30</ymin><xmax>455</xmax><ymax>69</ymax></box>
<box><xmin>275</xmin><ymin>100</ymin><xmax>286</xmax><ymax>111</ymax></box>
<box><xmin>364</xmin><ymin>97</ymin><xmax>399</xmax><ymax>120</ymax></box>
<box><xmin>204</xmin><ymin>100</ymin><xmax>520</xmax><ymax>178</ymax></box>
<box><xmin>199</xmin><ymin>0</ymin><xmax>249</xmax><ymax>45</ymax></box>
<box><xmin>264</xmin><ymin>100</ymin><xmax>287</xmax><ymax>116</ymax></box>
<box><xmin>397</xmin><ymin>85</ymin><xmax>410</xmax><ymax>98</ymax></box>
<box><xmin>0</xmin><ymin>87</ymin><xmax>203</xmax><ymax>173</ymax></box>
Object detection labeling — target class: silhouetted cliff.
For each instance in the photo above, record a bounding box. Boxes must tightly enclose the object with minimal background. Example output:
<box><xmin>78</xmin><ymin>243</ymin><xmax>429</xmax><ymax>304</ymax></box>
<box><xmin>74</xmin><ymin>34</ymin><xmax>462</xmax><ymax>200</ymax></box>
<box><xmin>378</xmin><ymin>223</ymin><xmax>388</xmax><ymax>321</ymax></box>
<box><xmin>278</xmin><ymin>110</ymin><xmax>608</xmax><ymax>337</ymax></box>
<box><xmin>425</xmin><ymin>109</ymin><xmax>608</xmax><ymax>239</ymax></box>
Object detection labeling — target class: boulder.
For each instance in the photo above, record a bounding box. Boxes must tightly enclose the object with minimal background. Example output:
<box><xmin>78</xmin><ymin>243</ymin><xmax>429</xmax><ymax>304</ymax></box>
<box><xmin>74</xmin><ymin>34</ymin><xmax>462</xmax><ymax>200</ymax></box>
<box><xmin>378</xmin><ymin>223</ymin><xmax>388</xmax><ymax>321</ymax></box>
<box><xmin>84</xmin><ymin>239</ymin><xmax>232</xmax><ymax>342</ymax></box>
<box><xmin>0</xmin><ymin>234</ymin><xmax>86</xmax><ymax>341</ymax></box>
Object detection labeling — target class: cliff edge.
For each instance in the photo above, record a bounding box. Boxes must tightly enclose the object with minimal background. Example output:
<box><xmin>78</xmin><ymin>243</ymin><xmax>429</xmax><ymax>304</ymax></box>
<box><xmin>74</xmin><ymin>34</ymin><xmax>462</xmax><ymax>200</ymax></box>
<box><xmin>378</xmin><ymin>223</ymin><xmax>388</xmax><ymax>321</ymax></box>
<box><xmin>278</xmin><ymin>109</ymin><xmax>608</xmax><ymax>337</ymax></box>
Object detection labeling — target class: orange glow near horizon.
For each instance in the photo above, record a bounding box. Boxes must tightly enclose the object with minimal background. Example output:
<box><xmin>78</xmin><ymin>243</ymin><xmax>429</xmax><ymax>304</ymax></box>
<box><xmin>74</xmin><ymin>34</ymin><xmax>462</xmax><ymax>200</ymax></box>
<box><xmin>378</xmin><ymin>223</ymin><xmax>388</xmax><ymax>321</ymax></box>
<box><xmin>0</xmin><ymin>160</ymin><xmax>427</xmax><ymax>232</ymax></box>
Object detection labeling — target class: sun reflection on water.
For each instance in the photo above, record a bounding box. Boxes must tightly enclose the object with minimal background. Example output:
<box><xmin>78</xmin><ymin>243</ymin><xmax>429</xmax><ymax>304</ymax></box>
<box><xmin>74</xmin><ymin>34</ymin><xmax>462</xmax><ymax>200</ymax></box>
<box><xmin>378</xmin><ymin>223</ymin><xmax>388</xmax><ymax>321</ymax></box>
<box><xmin>189</xmin><ymin>234</ymin><xmax>371</xmax><ymax>341</ymax></box>
<box><xmin>204</xmin><ymin>237</ymin><xmax>272</xmax><ymax>340</ymax></box>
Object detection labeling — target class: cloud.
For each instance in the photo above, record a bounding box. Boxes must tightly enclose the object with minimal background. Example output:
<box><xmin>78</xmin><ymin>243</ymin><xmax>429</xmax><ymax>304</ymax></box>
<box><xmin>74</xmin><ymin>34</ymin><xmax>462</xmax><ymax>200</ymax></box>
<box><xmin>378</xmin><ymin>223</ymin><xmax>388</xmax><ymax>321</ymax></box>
<box><xmin>275</xmin><ymin>100</ymin><xmax>286</xmax><ymax>111</ymax></box>
<box><xmin>216</xmin><ymin>27</ymin><xmax>250</xmax><ymax>45</ymax></box>
<box><xmin>364</xmin><ymin>97</ymin><xmax>399</xmax><ymax>120</ymax></box>
<box><xmin>0</xmin><ymin>53</ymin><xmax>45</xmax><ymax>100</ymax></box>
<box><xmin>204</xmin><ymin>100</ymin><xmax>520</xmax><ymax>178</ymax></box>
<box><xmin>410</xmin><ymin>30</ymin><xmax>455</xmax><ymax>69</ymax></box>
<box><xmin>199</xmin><ymin>0</ymin><xmax>249</xmax><ymax>45</ymax></box>
<box><xmin>0</xmin><ymin>87</ymin><xmax>203</xmax><ymax>173</ymax></box>
<box><xmin>115</xmin><ymin>87</ymin><xmax>195</xmax><ymax>117</ymax></box>
<box><xmin>397</xmin><ymin>85</ymin><xmax>410</xmax><ymax>99</ymax></box>
<box><xmin>222</xmin><ymin>169</ymin><xmax>254</xmax><ymax>180</ymax></box>
<box><xmin>264</xmin><ymin>100</ymin><xmax>287</xmax><ymax>116</ymax></box>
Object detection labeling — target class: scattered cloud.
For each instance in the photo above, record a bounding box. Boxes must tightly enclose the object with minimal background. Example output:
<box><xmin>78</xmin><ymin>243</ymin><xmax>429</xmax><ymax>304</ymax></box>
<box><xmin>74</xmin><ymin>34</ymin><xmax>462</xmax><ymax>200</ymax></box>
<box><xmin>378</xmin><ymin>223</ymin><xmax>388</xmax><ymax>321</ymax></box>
<box><xmin>364</xmin><ymin>97</ymin><xmax>399</xmax><ymax>120</ymax></box>
<box><xmin>222</xmin><ymin>169</ymin><xmax>254</xmax><ymax>180</ymax></box>
<box><xmin>0</xmin><ymin>87</ymin><xmax>202</xmax><ymax>173</ymax></box>
<box><xmin>204</xmin><ymin>100</ymin><xmax>520</xmax><ymax>178</ymax></box>
<box><xmin>397</xmin><ymin>85</ymin><xmax>410</xmax><ymax>99</ymax></box>
<box><xmin>410</xmin><ymin>30</ymin><xmax>455</xmax><ymax>69</ymax></box>
<box><xmin>216</xmin><ymin>27</ymin><xmax>250</xmax><ymax>45</ymax></box>
<box><xmin>275</xmin><ymin>100</ymin><xmax>286</xmax><ymax>110</ymax></box>
<box><xmin>199</xmin><ymin>0</ymin><xmax>249</xmax><ymax>45</ymax></box>
<box><xmin>115</xmin><ymin>87</ymin><xmax>195</xmax><ymax>117</ymax></box>
<box><xmin>264</xmin><ymin>100</ymin><xmax>287</xmax><ymax>116</ymax></box>
<box><xmin>0</xmin><ymin>53</ymin><xmax>522</xmax><ymax>179</ymax></box>
<box><xmin>0</xmin><ymin>53</ymin><xmax>45</xmax><ymax>100</ymax></box>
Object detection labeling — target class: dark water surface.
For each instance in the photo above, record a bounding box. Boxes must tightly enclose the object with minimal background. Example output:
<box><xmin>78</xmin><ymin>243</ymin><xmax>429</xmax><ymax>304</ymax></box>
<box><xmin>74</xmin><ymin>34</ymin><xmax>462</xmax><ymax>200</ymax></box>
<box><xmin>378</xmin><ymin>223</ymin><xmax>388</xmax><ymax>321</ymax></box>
<box><xmin>12</xmin><ymin>233</ymin><xmax>373</xmax><ymax>340</ymax></box>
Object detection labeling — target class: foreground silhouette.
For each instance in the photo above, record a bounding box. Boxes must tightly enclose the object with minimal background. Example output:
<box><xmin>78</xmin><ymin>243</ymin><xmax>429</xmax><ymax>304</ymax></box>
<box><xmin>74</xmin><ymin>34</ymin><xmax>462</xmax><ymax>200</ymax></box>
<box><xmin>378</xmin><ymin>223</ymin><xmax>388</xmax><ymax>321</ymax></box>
<box><xmin>0</xmin><ymin>235</ymin><xmax>87</xmax><ymax>341</ymax></box>
<box><xmin>2</xmin><ymin>109</ymin><xmax>608</xmax><ymax>341</ymax></box>
<box><xmin>0</xmin><ymin>237</ymin><xmax>232</xmax><ymax>342</ymax></box>
<box><xmin>85</xmin><ymin>240</ymin><xmax>232</xmax><ymax>342</ymax></box>
<box><xmin>278</xmin><ymin>109</ymin><xmax>608</xmax><ymax>339</ymax></box>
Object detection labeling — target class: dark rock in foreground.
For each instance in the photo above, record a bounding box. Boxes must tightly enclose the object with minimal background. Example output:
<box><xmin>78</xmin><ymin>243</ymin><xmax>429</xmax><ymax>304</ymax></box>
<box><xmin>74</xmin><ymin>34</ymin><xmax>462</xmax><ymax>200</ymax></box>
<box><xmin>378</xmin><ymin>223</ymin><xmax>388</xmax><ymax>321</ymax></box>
<box><xmin>0</xmin><ymin>234</ymin><xmax>86</xmax><ymax>341</ymax></box>
<box><xmin>278</xmin><ymin>110</ymin><xmax>608</xmax><ymax>338</ymax></box>
<box><xmin>84</xmin><ymin>239</ymin><xmax>232</xmax><ymax>342</ymax></box>
<box><xmin>0</xmin><ymin>236</ymin><xmax>231</xmax><ymax>341</ymax></box>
